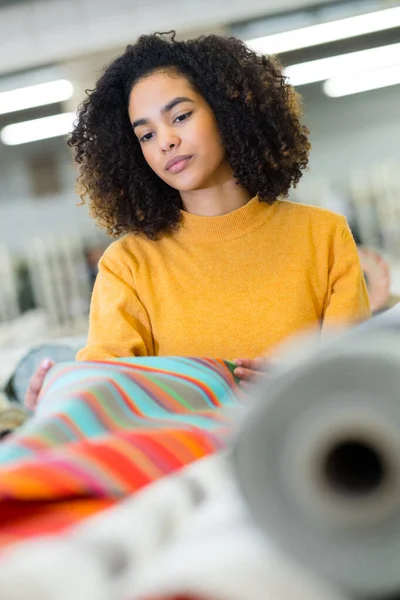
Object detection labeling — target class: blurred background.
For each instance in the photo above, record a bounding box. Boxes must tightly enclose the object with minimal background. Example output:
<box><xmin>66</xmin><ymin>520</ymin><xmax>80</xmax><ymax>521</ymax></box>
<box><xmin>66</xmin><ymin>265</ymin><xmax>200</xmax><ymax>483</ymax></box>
<box><xmin>1</xmin><ymin>0</ymin><xmax>400</xmax><ymax>387</ymax></box>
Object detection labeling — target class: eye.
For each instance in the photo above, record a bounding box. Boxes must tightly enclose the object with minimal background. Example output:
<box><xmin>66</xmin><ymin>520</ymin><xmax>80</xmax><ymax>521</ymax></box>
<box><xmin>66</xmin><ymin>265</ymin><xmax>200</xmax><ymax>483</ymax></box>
<box><xmin>139</xmin><ymin>132</ymin><xmax>155</xmax><ymax>143</ymax></box>
<box><xmin>174</xmin><ymin>111</ymin><xmax>192</xmax><ymax>124</ymax></box>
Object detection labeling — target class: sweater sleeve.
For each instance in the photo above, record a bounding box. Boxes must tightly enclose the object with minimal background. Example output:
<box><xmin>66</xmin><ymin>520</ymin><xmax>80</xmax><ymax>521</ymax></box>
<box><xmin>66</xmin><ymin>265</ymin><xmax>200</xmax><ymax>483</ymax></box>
<box><xmin>322</xmin><ymin>218</ymin><xmax>371</xmax><ymax>328</ymax></box>
<box><xmin>76</xmin><ymin>243</ymin><xmax>154</xmax><ymax>361</ymax></box>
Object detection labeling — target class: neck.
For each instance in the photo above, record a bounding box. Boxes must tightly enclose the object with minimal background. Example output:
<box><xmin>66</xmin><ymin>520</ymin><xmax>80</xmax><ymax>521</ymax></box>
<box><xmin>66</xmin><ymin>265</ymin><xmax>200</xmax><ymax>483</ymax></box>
<box><xmin>180</xmin><ymin>175</ymin><xmax>252</xmax><ymax>217</ymax></box>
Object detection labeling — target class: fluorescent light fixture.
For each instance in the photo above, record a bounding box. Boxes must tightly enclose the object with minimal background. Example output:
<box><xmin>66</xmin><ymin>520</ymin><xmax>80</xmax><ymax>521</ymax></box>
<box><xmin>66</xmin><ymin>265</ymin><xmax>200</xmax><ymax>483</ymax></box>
<box><xmin>0</xmin><ymin>79</ymin><xmax>73</xmax><ymax>116</ymax></box>
<box><xmin>246</xmin><ymin>5</ymin><xmax>400</xmax><ymax>55</ymax></box>
<box><xmin>1</xmin><ymin>112</ymin><xmax>76</xmax><ymax>146</ymax></box>
<box><xmin>285</xmin><ymin>42</ymin><xmax>400</xmax><ymax>86</ymax></box>
<box><xmin>324</xmin><ymin>64</ymin><xmax>400</xmax><ymax>97</ymax></box>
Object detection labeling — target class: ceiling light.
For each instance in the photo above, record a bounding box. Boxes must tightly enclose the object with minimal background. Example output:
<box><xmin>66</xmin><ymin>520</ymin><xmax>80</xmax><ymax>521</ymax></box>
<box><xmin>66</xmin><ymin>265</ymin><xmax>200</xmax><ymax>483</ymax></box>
<box><xmin>324</xmin><ymin>64</ymin><xmax>400</xmax><ymax>97</ymax></box>
<box><xmin>285</xmin><ymin>42</ymin><xmax>400</xmax><ymax>86</ymax></box>
<box><xmin>0</xmin><ymin>80</ymin><xmax>73</xmax><ymax>116</ymax></box>
<box><xmin>1</xmin><ymin>112</ymin><xmax>76</xmax><ymax>146</ymax></box>
<box><xmin>246</xmin><ymin>5</ymin><xmax>400</xmax><ymax>55</ymax></box>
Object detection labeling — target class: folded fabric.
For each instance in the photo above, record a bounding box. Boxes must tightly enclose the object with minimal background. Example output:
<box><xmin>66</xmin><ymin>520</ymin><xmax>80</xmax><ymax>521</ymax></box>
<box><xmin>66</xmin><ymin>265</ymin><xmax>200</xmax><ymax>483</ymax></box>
<box><xmin>0</xmin><ymin>455</ymin><xmax>345</xmax><ymax>600</ymax></box>
<box><xmin>0</xmin><ymin>357</ymin><xmax>238</xmax><ymax>547</ymax></box>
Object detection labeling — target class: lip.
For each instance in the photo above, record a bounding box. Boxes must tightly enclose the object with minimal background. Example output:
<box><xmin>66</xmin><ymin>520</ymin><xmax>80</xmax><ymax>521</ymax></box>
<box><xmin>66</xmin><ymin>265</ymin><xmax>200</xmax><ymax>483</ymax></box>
<box><xmin>165</xmin><ymin>155</ymin><xmax>193</xmax><ymax>173</ymax></box>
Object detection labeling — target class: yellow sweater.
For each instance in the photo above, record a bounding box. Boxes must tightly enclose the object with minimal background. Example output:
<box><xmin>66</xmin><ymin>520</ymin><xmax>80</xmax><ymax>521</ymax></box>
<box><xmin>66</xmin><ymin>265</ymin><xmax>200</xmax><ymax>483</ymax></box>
<box><xmin>77</xmin><ymin>198</ymin><xmax>370</xmax><ymax>361</ymax></box>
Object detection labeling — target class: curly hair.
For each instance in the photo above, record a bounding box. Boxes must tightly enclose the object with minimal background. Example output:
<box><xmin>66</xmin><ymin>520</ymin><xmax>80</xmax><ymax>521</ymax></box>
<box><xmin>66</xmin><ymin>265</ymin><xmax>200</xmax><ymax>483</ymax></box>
<box><xmin>67</xmin><ymin>32</ymin><xmax>310</xmax><ymax>239</ymax></box>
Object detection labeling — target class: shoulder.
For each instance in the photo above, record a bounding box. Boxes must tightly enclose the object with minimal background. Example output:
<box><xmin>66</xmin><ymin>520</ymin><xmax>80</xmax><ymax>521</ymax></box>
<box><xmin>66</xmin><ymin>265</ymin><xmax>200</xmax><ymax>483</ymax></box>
<box><xmin>274</xmin><ymin>199</ymin><xmax>348</xmax><ymax>231</ymax></box>
<box><xmin>273</xmin><ymin>200</ymin><xmax>353</xmax><ymax>247</ymax></box>
<box><xmin>99</xmin><ymin>234</ymin><xmax>149</xmax><ymax>279</ymax></box>
<box><xmin>101</xmin><ymin>233</ymin><xmax>150</xmax><ymax>262</ymax></box>
<box><xmin>272</xmin><ymin>201</ymin><xmax>356</xmax><ymax>259</ymax></box>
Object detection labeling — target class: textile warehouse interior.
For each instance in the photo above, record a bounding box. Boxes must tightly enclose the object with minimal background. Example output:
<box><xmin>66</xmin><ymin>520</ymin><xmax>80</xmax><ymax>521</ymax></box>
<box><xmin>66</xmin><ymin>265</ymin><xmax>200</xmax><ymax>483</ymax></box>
<box><xmin>1</xmin><ymin>0</ymin><xmax>400</xmax><ymax>598</ymax></box>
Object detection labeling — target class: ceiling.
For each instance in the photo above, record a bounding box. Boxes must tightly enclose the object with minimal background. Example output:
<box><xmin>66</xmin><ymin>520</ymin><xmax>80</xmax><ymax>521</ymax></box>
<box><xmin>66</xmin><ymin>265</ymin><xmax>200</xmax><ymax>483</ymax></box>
<box><xmin>0</xmin><ymin>0</ymin><xmax>335</xmax><ymax>76</ymax></box>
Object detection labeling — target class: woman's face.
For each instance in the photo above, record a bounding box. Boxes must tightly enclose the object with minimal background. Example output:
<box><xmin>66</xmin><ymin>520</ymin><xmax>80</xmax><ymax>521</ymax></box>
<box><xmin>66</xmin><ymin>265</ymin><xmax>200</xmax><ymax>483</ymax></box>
<box><xmin>128</xmin><ymin>70</ymin><xmax>231</xmax><ymax>193</ymax></box>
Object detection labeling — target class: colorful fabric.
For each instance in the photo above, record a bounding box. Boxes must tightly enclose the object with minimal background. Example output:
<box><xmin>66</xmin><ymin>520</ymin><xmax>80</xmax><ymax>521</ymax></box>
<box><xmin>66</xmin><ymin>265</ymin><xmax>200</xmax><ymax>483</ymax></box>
<box><xmin>0</xmin><ymin>357</ymin><xmax>238</xmax><ymax>548</ymax></box>
<box><xmin>0</xmin><ymin>455</ymin><xmax>343</xmax><ymax>600</ymax></box>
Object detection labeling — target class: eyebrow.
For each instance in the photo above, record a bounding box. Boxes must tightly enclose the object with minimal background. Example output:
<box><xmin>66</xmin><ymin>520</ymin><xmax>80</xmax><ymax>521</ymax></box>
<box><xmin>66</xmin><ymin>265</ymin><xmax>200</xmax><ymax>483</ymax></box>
<box><xmin>132</xmin><ymin>96</ymin><xmax>195</xmax><ymax>129</ymax></box>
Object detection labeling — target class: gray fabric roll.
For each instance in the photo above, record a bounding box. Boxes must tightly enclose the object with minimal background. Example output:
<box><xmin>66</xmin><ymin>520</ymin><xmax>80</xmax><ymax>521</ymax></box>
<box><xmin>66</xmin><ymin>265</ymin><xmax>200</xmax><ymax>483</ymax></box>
<box><xmin>233</xmin><ymin>318</ymin><xmax>400</xmax><ymax>599</ymax></box>
<box><xmin>0</xmin><ymin>406</ymin><xmax>30</xmax><ymax>440</ymax></box>
<box><xmin>4</xmin><ymin>337</ymin><xmax>86</xmax><ymax>405</ymax></box>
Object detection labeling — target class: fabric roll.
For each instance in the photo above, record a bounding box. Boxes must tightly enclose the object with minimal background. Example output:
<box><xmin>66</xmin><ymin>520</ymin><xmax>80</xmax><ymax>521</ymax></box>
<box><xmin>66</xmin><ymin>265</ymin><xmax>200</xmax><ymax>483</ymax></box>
<box><xmin>0</xmin><ymin>406</ymin><xmax>29</xmax><ymax>440</ymax></box>
<box><xmin>4</xmin><ymin>338</ymin><xmax>85</xmax><ymax>405</ymax></box>
<box><xmin>233</xmin><ymin>317</ymin><xmax>400</xmax><ymax>599</ymax></box>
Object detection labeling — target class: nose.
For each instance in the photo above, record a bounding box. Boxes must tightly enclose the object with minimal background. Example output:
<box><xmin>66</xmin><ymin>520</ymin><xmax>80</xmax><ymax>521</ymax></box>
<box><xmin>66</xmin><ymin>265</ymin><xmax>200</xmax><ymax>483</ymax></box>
<box><xmin>159</xmin><ymin>127</ymin><xmax>180</xmax><ymax>153</ymax></box>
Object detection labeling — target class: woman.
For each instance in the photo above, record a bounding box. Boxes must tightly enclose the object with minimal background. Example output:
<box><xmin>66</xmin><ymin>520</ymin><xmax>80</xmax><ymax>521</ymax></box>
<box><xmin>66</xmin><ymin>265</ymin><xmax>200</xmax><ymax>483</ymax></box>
<box><xmin>26</xmin><ymin>32</ymin><xmax>370</xmax><ymax>408</ymax></box>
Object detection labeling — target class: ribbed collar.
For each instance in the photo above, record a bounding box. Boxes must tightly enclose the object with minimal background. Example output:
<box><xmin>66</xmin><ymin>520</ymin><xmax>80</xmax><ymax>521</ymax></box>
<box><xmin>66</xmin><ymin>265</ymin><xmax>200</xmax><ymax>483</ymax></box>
<box><xmin>176</xmin><ymin>196</ymin><xmax>277</xmax><ymax>242</ymax></box>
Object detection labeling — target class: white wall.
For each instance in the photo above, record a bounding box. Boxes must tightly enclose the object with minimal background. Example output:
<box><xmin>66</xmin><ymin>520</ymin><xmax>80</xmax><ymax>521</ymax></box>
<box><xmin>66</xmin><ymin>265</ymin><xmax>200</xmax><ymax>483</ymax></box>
<box><xmin>0</xmin><ymin>194</ymin><xmax>103</xmax><ymax>252</ymax></box>
<box><xmin>301</xmin><ymin>83</ymin><xmax>400</xmax><ymax>183</ymax></box>
<box><xmin>0</xmin><ymin>136</ymin><xmax>101</xmax><ymax>251</ymax></box>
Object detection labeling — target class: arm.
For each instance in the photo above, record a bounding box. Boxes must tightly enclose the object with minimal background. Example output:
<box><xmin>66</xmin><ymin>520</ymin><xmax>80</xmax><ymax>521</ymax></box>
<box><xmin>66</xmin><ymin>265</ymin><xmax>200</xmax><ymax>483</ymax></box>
<box><xmin>233</xmin><ymin>219</ymin><xmax>370</xmax><ymax>383</ymax></box>
<box><xmin>322</xmin><ymin>218</ymin><xmax>371</xmax><ymax>329</ymax></box>
<box><xmin>77</xmin><ymin>243</ymin><xmax>154</xmax><ymax>361</ymax></box>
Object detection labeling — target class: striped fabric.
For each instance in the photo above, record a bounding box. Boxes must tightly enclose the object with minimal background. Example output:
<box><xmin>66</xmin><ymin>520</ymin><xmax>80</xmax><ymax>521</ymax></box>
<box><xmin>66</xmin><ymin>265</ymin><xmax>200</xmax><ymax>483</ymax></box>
<box><xmin>0</xmin><ymin>357</ymin><xmax>239</xmax><ymax>547</ymax></box>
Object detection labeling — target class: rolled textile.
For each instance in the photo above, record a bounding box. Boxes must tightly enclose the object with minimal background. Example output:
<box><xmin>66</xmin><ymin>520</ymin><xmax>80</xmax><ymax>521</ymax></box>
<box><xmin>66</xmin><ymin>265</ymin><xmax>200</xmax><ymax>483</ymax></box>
<box><xmin>0</xmin><ymin>406</ymin><xmax>29</xmax><ymax>440</ymax></box>
<box><xmin>233</xmin><ymin>314</ymin><xmax>400</xmax><ymax>599</ymax></box>
<box><xmin>3</xmin><ymin>338</ymin><xmax>85</xmax><ymax>405</ymax></box>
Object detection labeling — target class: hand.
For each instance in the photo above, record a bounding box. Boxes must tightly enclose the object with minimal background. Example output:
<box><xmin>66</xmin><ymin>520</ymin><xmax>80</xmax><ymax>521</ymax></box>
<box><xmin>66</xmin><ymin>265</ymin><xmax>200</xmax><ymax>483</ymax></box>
<box><xmin>25</xmin><ymin>358</ymin><xmax>54</xmax><ymax>410</ymax></box>
<box><xmin>358</xmin><ymin>246</ymin><xmax>391</xmax><ymax>312</ymax></box>
<box><xmin>233</xmin><ymin>356</ymin><xmax>268</xmax><ymax>388</ymax></box>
